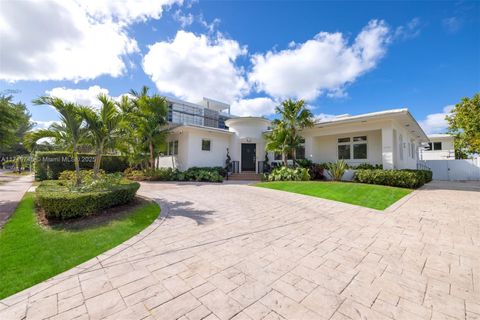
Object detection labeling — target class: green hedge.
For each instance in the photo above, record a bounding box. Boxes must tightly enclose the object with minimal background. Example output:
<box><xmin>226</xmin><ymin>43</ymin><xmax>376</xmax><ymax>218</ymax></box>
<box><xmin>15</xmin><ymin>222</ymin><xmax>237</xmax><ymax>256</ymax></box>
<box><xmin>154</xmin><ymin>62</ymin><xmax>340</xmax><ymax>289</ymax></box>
<box><xmin>34</xmin><ymin>152</ymin><xmax>129</xmax><ymax>180</ymax></box>
<box><xmin>36</xmin><ymin>180</ymin><xmax>140</xmax><ymax>219</ymax></box>
<box><xmin>354</xmin><ymin>169</ymin><xmax>432</xmax><ymax>189</ymax></box>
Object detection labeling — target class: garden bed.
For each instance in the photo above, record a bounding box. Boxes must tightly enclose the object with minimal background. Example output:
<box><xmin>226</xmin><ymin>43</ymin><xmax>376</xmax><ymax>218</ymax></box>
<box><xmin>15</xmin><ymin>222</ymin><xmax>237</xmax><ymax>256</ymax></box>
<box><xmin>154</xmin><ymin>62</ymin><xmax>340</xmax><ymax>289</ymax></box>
<box><xmin>36</xmin><ymin>179</ymin><xmax>140</xmax><ymax>219</ymax></box>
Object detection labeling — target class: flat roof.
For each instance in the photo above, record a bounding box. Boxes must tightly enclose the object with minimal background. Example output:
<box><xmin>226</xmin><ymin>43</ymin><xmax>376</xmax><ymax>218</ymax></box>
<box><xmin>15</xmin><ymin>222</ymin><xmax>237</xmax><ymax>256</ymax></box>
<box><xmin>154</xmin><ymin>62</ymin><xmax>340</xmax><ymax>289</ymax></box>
<box><xmin>314</xmin><ymin>108</ymin><xmax>428</xmax><ymax>141</ymax></box>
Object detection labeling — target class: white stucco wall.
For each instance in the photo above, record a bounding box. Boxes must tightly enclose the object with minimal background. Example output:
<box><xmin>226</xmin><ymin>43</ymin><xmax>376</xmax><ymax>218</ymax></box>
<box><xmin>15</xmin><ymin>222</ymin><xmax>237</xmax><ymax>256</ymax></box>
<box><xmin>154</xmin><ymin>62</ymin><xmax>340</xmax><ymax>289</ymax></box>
<box><xmin>419</xmin><ymin>136</ymin><xmax>455</xmax><ymax>160</ymax></box>
<box><xmin>184</xmin><ymin>129</ymin><xmax>231</xmax><ymax>169</ymax></box>
<box><xmin>392</xmin><ymin>121</ymin><xmax>418</xmax><ymax>169</ymax></box>
<box><xmin>309</xmin><ymin>130</ymin><xmax>382</xmax><ymax>166</ymax></box>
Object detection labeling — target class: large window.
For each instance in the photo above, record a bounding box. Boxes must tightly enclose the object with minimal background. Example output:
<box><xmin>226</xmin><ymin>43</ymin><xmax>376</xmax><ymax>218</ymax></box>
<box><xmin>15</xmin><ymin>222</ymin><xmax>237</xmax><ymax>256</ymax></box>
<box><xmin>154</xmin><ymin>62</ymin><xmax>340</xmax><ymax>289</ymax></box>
<box><xmin>201</xmin><ymin>139</ymin><xmax>211</xmax><ymax>151</ymax></box>
<box><xmin>168</xmin><ymin>140</ymin><xmax>178</xmax><ymax>155</ymax></box>
<box><xmin>296</xmin><ymin>138</ymin><xmax>305</xmax><ymax>160</ymax></box>
<box><xmin>337</xmin><ymin>137</ymin><xmax>351</xmax><ymax>160</ymax></box>
<box><xmin>337</xmin><ymin>136</ymin><xmax>367</xmax><ymax>160</ymax></box>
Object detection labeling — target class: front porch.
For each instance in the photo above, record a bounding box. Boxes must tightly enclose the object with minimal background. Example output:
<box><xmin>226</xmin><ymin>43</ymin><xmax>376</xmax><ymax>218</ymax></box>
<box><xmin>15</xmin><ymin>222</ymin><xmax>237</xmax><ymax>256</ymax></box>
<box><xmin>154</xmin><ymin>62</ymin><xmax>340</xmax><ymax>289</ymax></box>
<box><xmin>303</xmin><ymin>123</ymin><xmax>419</xmax><ymax>170</ymax></box>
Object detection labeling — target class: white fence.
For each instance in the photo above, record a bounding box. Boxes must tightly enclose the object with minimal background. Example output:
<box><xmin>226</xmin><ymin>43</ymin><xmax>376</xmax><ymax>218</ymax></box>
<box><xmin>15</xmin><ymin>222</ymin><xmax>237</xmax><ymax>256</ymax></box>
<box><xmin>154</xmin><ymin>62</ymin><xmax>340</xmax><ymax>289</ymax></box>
<box><xmin>421</xmin><ymin>158</ymin><xmax>480</xmax><ymax>181</ymax></box>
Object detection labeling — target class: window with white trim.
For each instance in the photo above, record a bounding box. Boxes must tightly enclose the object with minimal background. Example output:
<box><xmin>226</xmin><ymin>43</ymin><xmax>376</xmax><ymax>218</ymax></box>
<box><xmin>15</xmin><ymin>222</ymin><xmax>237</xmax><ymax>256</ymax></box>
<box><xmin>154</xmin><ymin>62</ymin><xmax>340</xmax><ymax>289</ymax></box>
<box><xmin>337</xmin><ymin>136</ymin><xmax>367</xmax><ymax>160</ymax></box>
<box><xmin>168</xmin><ymin>140</ymin><xmax>178</xmax><ymax>155</ymax></box>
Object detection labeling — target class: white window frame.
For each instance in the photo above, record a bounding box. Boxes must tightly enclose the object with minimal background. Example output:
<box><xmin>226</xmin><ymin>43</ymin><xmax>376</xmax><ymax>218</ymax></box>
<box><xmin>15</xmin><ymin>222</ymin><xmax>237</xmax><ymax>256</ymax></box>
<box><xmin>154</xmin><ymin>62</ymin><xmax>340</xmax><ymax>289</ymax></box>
<box><xmin>337</xmin><ymin>136</ymin><xmax>368</xmax><ymax>160</ymax></box>
<box><xmin>167</xmin><ymin>140</ymin><xmax>178</xmax><ymax>156</ymax></box>
<box><xmin>337</xmin><ymin>137</ymin><xmax>351</xmax><ymax>160</ymax></box>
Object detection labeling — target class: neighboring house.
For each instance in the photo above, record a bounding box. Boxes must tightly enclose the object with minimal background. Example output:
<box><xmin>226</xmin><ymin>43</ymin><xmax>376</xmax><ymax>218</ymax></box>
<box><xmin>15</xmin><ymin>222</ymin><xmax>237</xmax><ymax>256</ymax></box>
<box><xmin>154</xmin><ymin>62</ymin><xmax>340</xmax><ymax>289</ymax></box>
<box><xmin>158</xmin><ymin>97</ymin><xmax>429</xmax><ymax>172</ymax></box>
<box><xmin>419</xmin><ymin>134</ymin><xmax>455</xmax><ymax>160</ymax></box>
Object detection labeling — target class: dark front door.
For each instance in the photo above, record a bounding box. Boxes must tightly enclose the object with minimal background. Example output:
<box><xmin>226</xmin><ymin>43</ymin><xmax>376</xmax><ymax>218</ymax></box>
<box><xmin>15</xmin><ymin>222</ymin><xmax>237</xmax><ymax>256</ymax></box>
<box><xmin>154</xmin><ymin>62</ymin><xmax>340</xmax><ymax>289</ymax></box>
<box><xmin>241</xmin><ymin>143</ymin><xmax>256</xmax><ymax>171</ymax></box>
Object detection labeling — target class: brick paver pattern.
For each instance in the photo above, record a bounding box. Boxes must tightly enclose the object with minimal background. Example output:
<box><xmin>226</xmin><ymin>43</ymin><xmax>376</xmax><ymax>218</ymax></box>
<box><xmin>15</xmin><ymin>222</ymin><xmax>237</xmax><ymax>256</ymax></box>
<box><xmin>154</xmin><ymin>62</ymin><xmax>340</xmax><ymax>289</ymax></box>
<box><xmin>0</xmin><ymin>181</ymin><xmax>479</xmax><ymax>320</ymax></box>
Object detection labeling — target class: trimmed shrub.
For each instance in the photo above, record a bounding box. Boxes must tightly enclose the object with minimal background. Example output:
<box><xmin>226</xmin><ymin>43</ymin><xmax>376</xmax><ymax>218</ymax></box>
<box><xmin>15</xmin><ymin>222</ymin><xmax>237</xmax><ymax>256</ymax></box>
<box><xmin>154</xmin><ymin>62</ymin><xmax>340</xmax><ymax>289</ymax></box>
<box><xmin>124</xmin><ymin>168</ymin><xmax>175</xmax><ymax>181</ymax></box>
<box><xmin>58</xmin><ymin>169</ymin><xmax>105</xmax><ymax>181</ymax></box>
<box><xmin>175</xmin><ymin>167</ymin><xmax>224</xmax><ymax>182</ymax></box>
<box><xmin>36</xmin><ymin>179</ymin><xmax>140</xmax><ymax>219</ymax></box>
<box><xmin>124</xmin><ymin>167</ymin><xmax>224</xmax><ymax>182</ymax></box>
<box><xmin>354</xmin><ymin>169</ymin><xmax>427</xmax><ymax>189</ymax></box>
<box><xmin>354</xmin><ymin>163</ymin><xmax>383</xmax><ymax>170</ymax></box>
<box><xmin>34</xmin><ymin>151</ymin><xmax>128</xmax><ymax>180</ymax></box>
<box><xmin>402</xmin><ymin>169</ymin><xmax>432</xmax><ymax>183</ymax></box>
<box><xmin>267</xmin><ymin>166</ymin><xmax>310</xmax><ymax>181</ymax></box>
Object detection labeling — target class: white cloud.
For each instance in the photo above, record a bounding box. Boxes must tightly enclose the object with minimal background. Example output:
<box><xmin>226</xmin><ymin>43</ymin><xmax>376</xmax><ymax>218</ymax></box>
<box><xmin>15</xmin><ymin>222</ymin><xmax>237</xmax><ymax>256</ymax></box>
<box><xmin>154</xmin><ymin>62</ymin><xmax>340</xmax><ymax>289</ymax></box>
<box><xmin>33</xmin><ymin>120</ymin><xmax>61</xmax><ymax>130</ymax></box>
<box><xmin>0</xmin><ymin>0</ymin><xmax>179</xmax><ymax>82</ymax></box>
<box><xmin>248</xmin><ymin>20</ymin><xmax>390</xmax><ymax>101</ymax></box>
<box><xmin>231</xmin><ymin>97</ymin><xmax>278</xmax><ymax>117</ymax></box>
<box><xmin>314</xmin><ymin>112</ymin><xmax>338</xmax><ymax>122</ymax></box>
<box><xmin>173</xmin><ymin>10</ymin><xmax>194</xmax><ymax>28</ymax></box>
<box><xmin>394</xmin><ymin>18</ymin><xmax>421</xmax><ymax>40</ymax></box>
<box><xmin>419</xmin><ymin>105</ymin><xmax>454</xmax><ymax>134</ymax></box>
<box><xmin>46</xmin><ymin>86</ymin><xmax>111</xmax><ymax>109</ymax></box>
<box><xmin>442</xmin><ymin>16</ymin><xmax>463</xmax><ymax>34</ymax></box>
<box><xmin>143</xmin><ymin>30</ymin><xmax>248</xmax><ymax>103</ymax></box>
<box><xmin>81</xmin><ymin>0</ymin><xmax>181</xmax><ymax>25</ymax></box>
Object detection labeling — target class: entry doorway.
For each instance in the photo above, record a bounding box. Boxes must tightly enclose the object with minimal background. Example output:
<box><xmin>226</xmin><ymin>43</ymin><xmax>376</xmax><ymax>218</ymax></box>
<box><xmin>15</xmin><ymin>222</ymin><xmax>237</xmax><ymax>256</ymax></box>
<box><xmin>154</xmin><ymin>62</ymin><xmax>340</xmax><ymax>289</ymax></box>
<box><xmin>241</xmin><ymin>143</ymin><xmax>256</xmax><ymax>171</ymax></box>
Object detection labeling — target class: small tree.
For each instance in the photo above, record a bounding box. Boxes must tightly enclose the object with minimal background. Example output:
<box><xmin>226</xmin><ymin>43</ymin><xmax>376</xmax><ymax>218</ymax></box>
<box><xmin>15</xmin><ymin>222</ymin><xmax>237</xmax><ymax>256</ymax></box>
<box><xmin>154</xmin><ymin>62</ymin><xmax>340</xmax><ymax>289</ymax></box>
<box><xmin>446</xmin><ymin>93</ymin><xmax>480</xmax><ymax>158</ymax></box>
<box><xmin>78</xmin><ymin>94</ymin><xmax>121</xmax><ymax>179</ymax></box>
<box><xmin>128</xmin><ymin>86</ymin><xmax>169</xmax><ymax>170</ymax></box>
<box><xmin>266</xmin><ymin>99</ymin><xmax>314</xmax><ymax>165</ymax></box>
<box><xmin>27</xmin><ymin>97</ymin><xmax>85</xmax><ymax>186</ymax></box>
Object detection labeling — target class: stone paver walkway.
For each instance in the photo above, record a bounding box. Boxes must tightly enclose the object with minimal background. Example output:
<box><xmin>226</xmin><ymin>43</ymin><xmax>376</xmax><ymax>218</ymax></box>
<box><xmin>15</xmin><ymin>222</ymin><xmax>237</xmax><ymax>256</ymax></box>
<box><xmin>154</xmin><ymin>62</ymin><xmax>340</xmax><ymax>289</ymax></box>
<box><xmin>0</xmin><ymin>173</ymin><xmax>33</xmax><ymax>228</ymax></box>
<box><xmin>0</xmin><ymin>181</ymin><xmax>479</xmax><ymax>320</ymax></box>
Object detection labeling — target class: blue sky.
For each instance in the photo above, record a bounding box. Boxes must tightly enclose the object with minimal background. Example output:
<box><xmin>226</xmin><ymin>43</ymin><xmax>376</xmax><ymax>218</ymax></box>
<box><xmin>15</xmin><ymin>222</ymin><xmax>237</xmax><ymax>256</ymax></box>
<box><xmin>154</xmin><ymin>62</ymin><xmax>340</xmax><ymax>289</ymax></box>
<box><xmin>1</xmin><ymin>0</ymin><xmax>479</xmax><ymax>134</ymax></box>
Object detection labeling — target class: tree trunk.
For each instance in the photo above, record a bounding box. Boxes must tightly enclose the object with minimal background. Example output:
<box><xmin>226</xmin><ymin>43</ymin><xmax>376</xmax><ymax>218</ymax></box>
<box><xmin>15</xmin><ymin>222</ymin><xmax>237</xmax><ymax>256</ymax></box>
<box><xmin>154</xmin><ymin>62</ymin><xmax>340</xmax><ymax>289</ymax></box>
<box><xmin>73</xmin><ymin>145</ymin><xmax>81</xmax><ymax>186</ymax></box>
<box><xmin>93</xmin><ymin>141</ymin><xmax>104</xmax><ymax>179</ymax></box>
<box><xmin>149</xmin><ymin>141</ymin><xmax>155</xmax><ymax>170</ymax></box>
<box><xmin>283</xmin><ymin>152</ymin><xmax>288</xmax><ymax>167</ymax></box>
<box><xmin>292</xmin><ymin>148</ymin><xmax>297</xmax><ymax>165</ymax></box>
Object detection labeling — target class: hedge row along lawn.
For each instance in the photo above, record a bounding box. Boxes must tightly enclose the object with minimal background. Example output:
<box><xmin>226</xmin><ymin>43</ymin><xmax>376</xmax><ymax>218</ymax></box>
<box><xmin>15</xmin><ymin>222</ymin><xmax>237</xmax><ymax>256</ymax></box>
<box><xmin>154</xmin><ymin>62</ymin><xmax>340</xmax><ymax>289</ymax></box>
<box><xmin>255</xmin><ymin>181</ymin><xmax>412</xmax><ymax>210</ymax></box>
<box><xmin>0</xmin><ymin>193</ymin><xmax>160</xmax><ymax>299</ymax></box>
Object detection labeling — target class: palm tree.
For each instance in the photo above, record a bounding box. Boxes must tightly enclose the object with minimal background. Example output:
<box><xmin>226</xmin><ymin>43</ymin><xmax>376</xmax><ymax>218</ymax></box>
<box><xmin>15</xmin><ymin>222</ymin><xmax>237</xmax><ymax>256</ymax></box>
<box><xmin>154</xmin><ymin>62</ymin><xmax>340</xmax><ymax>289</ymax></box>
<box><xmin>27</xmin><ymin>97</ymin><xmax>85</xmax><ymax>185</ymax></box>
<box><xmin>266</xmin><ymin>99</ymin><xmax>314</xmax><ymax>165</ymax></box>
<box><xmin>78</xmin><ymin>94</ymin><xmax>121</xmax><ymax>178</ymax></box>
<box><xmin>127</xmin><ymin>86</ymin><xmax>169</xmax><ymax>170</ymax></box>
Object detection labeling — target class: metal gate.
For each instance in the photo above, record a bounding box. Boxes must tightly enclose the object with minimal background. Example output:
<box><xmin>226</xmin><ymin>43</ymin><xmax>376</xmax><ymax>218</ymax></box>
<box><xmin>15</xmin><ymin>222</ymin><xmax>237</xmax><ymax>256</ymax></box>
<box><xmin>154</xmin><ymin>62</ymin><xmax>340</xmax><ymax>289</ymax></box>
<box><xmin>421</xmin><ymin>158</ymin><xmax>480</xmax><ymax>180</ymax></box>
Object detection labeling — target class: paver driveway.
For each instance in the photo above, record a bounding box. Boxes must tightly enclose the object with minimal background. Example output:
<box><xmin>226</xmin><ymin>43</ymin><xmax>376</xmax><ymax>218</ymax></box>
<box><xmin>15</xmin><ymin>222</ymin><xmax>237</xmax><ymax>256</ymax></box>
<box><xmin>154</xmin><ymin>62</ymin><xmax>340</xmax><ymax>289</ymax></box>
<box><xmin>1</xmin><ymin>181</ymin><xmax>479</xmax><ymax>320</ymax></box>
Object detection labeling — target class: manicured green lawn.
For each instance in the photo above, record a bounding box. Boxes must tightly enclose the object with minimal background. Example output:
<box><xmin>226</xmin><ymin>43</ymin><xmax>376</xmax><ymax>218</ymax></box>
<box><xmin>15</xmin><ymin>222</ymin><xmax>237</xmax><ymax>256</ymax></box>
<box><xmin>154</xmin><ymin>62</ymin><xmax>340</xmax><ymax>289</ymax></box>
<box><xmin>255</xmin><ymin>181</ymin><xmax>412</xmax><ymax>210</ymax></box>
<box><xmin>0</xmin><ymin>193</ymin><xmax>160</xmax><ymax>299</ymax></box>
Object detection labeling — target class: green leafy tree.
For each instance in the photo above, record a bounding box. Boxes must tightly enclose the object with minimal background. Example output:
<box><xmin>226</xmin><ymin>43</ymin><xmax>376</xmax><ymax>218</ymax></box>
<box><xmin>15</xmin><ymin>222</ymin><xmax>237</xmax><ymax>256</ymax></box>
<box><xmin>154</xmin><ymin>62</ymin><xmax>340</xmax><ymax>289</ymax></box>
<box><xmin>266</xmin><ymin>99</ymin><xmax>314</xmax><ymax>165</ymax></box>
<box><xmin>446</xmin><ymin>93</ymin><xmax>480</xmax><ymax>158</ymax></box>
<box><xmin>0</xmin><ymin>95</ymin><xmax>34</xmax><ymax>154</ymax></box>
<box><xmin>78</xmin><ymin>94</ymin><xmax>121</xmax><ymax>178</ymax></box>
<box><xmin>124</xmin><ymin>86</ymin><xmax>169</xmax><ymax>170</ymax></box>
<box><xmin>26</xmin><ymin>97</ymin><xmax>85</xmax><ymax>186</ymax></box>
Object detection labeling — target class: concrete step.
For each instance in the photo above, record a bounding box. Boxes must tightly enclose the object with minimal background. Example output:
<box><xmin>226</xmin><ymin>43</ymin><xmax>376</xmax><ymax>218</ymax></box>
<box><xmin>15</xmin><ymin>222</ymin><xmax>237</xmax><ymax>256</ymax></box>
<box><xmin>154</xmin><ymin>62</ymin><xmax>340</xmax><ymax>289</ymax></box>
<box><xmin>228</xmin><ymin>172</ymin><xmax>262</xmax><ymax>181</ymax></box>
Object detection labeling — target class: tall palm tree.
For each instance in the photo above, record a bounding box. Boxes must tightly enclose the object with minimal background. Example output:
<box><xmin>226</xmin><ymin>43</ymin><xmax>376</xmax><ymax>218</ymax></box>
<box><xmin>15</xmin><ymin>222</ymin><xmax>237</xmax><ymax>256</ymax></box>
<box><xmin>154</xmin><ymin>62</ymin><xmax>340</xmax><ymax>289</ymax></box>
<box><xmin>78</xmin><ymin>94</ymin><xmax>121</xmax><ymax>178</ymax></box>
<box><xmin>27</xmin><ymin>97</ymin><xmax>85</xmax><ymax>185</ymax></box>
<box><xmin>266</xmin><ymin>99</ymin><xmax>314</xmax><ymax>165</ymax></box>
<box><xmin>128</xmin><ymin>86</ymin><xmax>169</xmax><ymax>170</ymax></box>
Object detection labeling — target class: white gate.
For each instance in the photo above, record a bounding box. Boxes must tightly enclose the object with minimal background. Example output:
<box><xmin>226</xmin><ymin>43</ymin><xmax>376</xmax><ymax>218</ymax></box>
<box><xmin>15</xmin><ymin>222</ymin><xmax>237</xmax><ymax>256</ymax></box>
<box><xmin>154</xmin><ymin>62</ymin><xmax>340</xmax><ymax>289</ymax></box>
<box><xmin>422</xmin><ymin>158</ymin><xmax>480</xmax><ymax>180</ymax></box>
